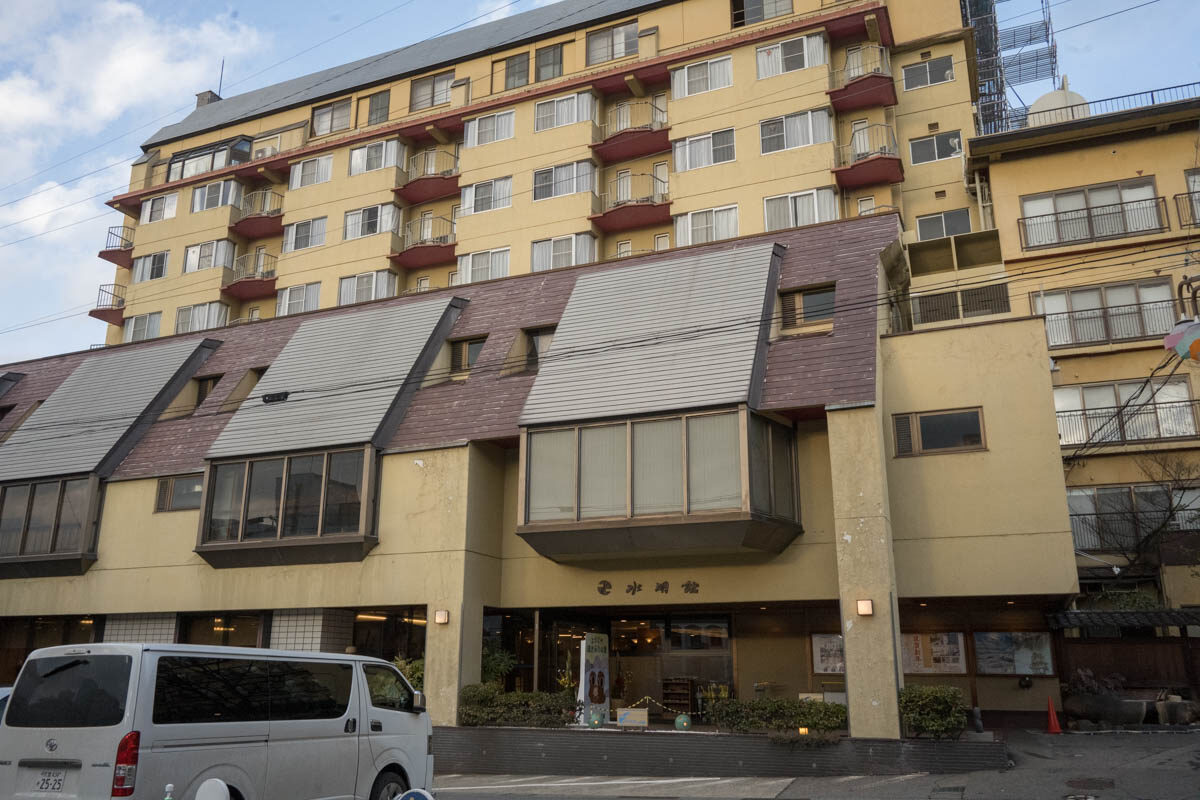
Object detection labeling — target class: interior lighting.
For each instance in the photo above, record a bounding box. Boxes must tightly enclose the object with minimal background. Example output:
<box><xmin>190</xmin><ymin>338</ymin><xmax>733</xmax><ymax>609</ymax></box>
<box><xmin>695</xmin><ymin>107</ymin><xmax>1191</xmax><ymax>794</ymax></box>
<box><xmin>356</xmin><ymin>613</ymin><xmax>388</xmax><ymax>622</ymax></box>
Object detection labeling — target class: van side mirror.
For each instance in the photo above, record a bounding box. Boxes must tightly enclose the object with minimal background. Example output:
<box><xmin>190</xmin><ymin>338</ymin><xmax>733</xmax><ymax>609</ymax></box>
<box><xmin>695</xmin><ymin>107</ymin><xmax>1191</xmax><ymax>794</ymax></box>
<box><xmin>412</xmin><ymin>690</ymin><xmax>426</xmax><ymax>713</ymax></box>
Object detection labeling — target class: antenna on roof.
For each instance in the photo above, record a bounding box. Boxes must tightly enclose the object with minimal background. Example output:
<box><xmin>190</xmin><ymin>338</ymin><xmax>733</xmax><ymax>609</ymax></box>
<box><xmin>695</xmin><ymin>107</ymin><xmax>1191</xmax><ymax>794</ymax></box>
<box><xmin>218</xmin><ymin>58</ymin><xmax>225</xmax><ymax>96</ymax></box>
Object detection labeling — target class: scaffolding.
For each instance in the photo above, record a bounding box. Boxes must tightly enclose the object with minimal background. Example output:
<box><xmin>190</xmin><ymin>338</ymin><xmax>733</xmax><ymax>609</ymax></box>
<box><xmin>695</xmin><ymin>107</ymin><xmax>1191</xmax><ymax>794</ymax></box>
<box><xmin>961</xmin><ymin>0</ymin><xmax>1059</xmax><ymax>134</ymax></box>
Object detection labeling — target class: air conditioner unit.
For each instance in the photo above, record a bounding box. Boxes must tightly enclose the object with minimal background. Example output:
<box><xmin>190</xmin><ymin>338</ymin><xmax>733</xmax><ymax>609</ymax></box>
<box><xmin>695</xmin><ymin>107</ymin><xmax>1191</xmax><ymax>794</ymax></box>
<box><xmin>253</xmin><ymin>146</ymin><xmax>279</xmax><ymax>160</ymax></box>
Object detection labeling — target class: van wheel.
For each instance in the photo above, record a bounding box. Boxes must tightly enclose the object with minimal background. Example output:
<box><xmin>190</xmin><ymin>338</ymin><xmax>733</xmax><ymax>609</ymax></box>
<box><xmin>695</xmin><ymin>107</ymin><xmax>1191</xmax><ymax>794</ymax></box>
<box><xmin>369</xmin><ymin>770</ymin><xmax>409</xmax><ymax>800</ymax></box>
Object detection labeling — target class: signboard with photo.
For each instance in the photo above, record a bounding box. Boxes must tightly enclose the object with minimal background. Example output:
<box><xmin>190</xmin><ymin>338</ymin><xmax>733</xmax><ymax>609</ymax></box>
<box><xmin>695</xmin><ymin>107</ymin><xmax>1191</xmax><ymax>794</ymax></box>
<box><xmin>901</xmin><ymin>632</ymin><xmax>967</xmax><ymax>674</ymax></box>
<box><xmin>973</xmin><ymin>632</ymin><xmax>1054</xmax><ymax>675</ymax></box>
<box><xmin>577</xmin><ymin>632</ymin><xmax>610</xmax><ymax>724</ymax></box>
<box><xmin>811</xmin><ymin>633</ymin><xmax>845</xmax><ymax>674</ymax></box>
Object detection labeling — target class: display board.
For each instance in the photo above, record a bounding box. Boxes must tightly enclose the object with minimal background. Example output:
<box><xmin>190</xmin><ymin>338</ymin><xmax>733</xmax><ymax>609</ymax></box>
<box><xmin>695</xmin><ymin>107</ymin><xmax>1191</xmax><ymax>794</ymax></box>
<box><xmin>900</xmin><ymin>632</ymin><xmax>967</xmax><ymax>674</ymax></box>
<box><xmin>973</xmin><ymin>632</ymin><xmax>1054</xmax><ymax>675</ymax></box>
<box><xmin>811</xmin><ymin>633</ymin><xmax>845</xmax><ymax>674</ymax></box>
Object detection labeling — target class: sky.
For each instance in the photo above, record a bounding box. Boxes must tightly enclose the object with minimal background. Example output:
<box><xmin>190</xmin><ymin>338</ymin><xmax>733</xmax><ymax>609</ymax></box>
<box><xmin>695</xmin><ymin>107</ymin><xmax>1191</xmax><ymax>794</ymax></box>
<box><xmin>0</xmin><ymin>0</ymin><xmax>1196</xmax><ymax>364</ymax></box>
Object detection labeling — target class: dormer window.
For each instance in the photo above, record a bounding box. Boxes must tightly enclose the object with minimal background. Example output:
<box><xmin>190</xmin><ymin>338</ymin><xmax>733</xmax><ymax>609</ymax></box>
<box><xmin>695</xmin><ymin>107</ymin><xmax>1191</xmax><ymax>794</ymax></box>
<box><xmin>167</xmin><ymin>138</ymin><xmax>252</xmax><ymax>182</ymax></box>
<box><xmin>450</xmin><ymin>337</ymin><xmax>486</xmax><ymax>376</ymax></box>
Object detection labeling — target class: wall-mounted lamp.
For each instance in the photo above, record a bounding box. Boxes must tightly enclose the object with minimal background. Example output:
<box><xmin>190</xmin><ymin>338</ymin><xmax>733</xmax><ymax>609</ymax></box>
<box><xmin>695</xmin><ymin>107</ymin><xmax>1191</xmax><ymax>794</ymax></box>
<box><xmin>856</xmin><ymin>599</ymin><xmax>874</xmax><ymax>616</ymax></box>
<box><xmin>434</xmin><ymin>609</ymin><xmax>450</xmax><ymax>625</ymax></box>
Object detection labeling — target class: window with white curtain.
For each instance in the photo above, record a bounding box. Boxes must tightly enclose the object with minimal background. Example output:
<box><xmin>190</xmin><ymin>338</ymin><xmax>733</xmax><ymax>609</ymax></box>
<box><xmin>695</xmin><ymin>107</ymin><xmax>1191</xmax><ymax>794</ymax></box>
<box><xmin>183</xmin><ymin>239</ymin><xmax>236</xmax><ymax>273</ymax></box>
<box><xmin>283</xmin><ymin>218</ymin><xmax>327</xmax><ymax>252</ymax></box>
<box><xmin>1054</xmin><ymin>379</ymin><xmax>1195</xmax><ymax>445</ymax></box>
<box><xmin>533</xmin><ymin>161</ymin><xmax>595</xmax><ymax>200</ymax></box>
<box><xmin>289</xmin><ymin>155</ymin><xmax>334</xmax><ymax>189</ymax></box>
<box><xmin>671</xmin><ymin>56</ymin><xmax>733</xmax><ymax>99</ymax></box>
<box><xmin>139</xmin><ymin>193</ymin><xmax>177</xmax><ymax>224</ymax></box>
<box><xmin>132</xmin><ymin>252</ymin><xmax>168</xmax><ymax>283</ymax></box>
<box><xmin>344</xmin><ymin>204</ymin><xmax>399</xmax><ymax>240</ymax></box>
<box><xmin>674</xmin><ymin>205</ymin><xmax>739</xmax><ymax>246</ymax></box>
<box><xmin>311</xmin><ymin>98</ymin><xmax>351</xmax><ymax>136</ymax></box>
<box><xmin>464</xmin><ymin>110</ymin><xmax>515</xmax><ymax>147</ymax></box>
<box><xmin>275</xmin><ymin>283</ymin><xmax>321</xmax><ymax>317</ymax></box>
<box><xmin>756</xmin><ymin>34</ymin><xmax>826</xmax><ymax>78</ymax></box>
<box><xmin>534</xmin><ymin>92</ymin><xmax>595</xmax><ymax>131</ymax></box>
<box><xmin>459</xmin><ymin>177</ymin><xmax>512</xmax><ymax>214</ymax></box>
<box><xmin>410</xmin><ymin>71</ymin><xmax>454</xmax><ymax>111</ymax></box>
<box><xmin>455</xmin><ymin>248</ymin><xmax>510</xmax><ymax>284</ymax></box>
<box><xmin>531</xmin><ymin>233</ymin><xmax>595</xmax><ymax>271</ymax></box>
<box><xmin>175</xmin><ymin>302</ymin><xmax>230</xmax><ymax>334</ymax></box>
<box><xmin>349</xmin><ymin>140</ymin><xmax>401</xmax><ymax>175</ymax></box>
<box><xmin>338</xmin><ymin>270</ymin><xmax>397</xmax><ymax>305</ymax></box>
<box><xmin>1033</xmin><ymin>279</ymin><xmax>1175</xmax><ymax>346</ymax></box>
<box><xmin>586</xmin><ymin>21</ymin><xmax>638</xmax><ymax>65</ymax></box>
<box><xmin>1020</xmin><ymin>179</ymin><xmax>1161</xmax><ymax>248</ymax></box>
<box><xmin>672</xmin><ymin>129</ymin><xmax>735</xmax><ymax>171</ymax></box>
<box><xmin>123</xmin><ymin>312</ymin><xmax>161</xmax><ymax>343</ymax></box>
<box><xmin>191</xmin><ymin>180</ymin><xmax>243</xmax><ymax>212</ymax></box>
<box><xmin>763</xmin><ymin>188</ymin><xmax>838</xmax><ymax>231</ymax></box>
<box><xmin>759</xmin><ymin>108</ymin><xmax>832</xmax><ymax>153</ymax></box>
<box><xmin>655</xmin><ymin>233</ymin><xmax>670</xmax><ymax>250</ymax></box>
<box><xmin>733</xmin><ymin>0</ymin><xmax>793</xmax><ymax>28</ymax></box>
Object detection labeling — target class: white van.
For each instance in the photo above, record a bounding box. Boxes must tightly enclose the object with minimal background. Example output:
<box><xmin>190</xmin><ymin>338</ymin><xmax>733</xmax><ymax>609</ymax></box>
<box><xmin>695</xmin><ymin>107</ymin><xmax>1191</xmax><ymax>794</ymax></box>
<box><xmin>0</xmin><ymin>643</ymin><xmax>433</xmax><ymax>800</ymax></box>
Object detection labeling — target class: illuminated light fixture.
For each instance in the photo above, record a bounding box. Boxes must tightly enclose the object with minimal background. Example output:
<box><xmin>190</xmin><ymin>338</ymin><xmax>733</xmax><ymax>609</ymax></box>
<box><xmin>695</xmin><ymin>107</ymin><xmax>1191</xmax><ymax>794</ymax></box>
<box><xmin>919</xmin><ymin>602</ymin><xmax>927</xmax><ymax>607</ymax></box>
<box><xmin>434</xmin><ymin>610</ymin><xmax>450</xmax><ymax>624</ymax></box>
<box><xmin>759</xmin><ymin>606</ymin><xmax>767</xmax><ymax>610</ymax></box>
<box><xmin>1006</xmin><ymin>601</ymin><xmax>1016</xmax><ymax>606</ymax></box>
<box><xmin>79</xmin><ymin>619</ymin><xmax>94</xmax><ymax>625</ymax></box>
<box><xmin>213</xmin><ymin>626</ymin><xmax>236</xmax><ymax>632</ymax></box>
<box><xmin>356</xmin><ymin>613</ymin><xmax>388</xmax><ymax>622</ymax></box>
<box><xmin>797</xmin><ymin>727</ymin><xmax>809</xmax><ymax>735</ymax></box>
<box><xmin>856</xmin><ymin>599</ymin><xmax>874</xmax><ymax>616</ymax></box>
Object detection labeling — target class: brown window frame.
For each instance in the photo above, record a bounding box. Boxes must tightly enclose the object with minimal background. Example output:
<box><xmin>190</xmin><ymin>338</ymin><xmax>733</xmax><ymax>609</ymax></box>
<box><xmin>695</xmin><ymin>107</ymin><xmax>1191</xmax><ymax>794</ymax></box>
<box><xmin>893</xmin><ymin>407</ymin><xmax>986</xmax><ymax>457</ymax></box>
<box><xmin>450</xmin><ymin>337</ymin><xmax>487</xmax><ymax>376</ymax></box>
<box><xmin>0</xmin><ymin>475</ymin><xmax>97</xmax><ymax>557</ymax></box>
<box><xmin>535</xmin><ymin>43</ymin><xmax>564</xmax><ymax>81</ymax></box>
<box><xmin>780</xmin><ymin>285</ymin><xmax>835</xmax><ymax>329</ymax></box>
<box><xmin>503</xmin><ymin>53</ymin><xmax>529</xmax><ymax>90</ymax></box>
<box><xmin>155</xmin><ymin>474</ymin><xmax>204</xmax><ymax>513</ymax></box>
<box><xmin>311</xmin><ymin>98</ymin><xmax>352</xmax><ymax>137</ymax></box>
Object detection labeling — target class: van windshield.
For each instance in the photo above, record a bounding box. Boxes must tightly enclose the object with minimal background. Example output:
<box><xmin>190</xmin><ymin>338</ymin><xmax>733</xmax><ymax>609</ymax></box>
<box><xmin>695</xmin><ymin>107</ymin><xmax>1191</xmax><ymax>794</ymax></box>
<box><xmin>6</xmin><ymin>655</ymin><xmax>132</xmax><ymax>728</ymax></box>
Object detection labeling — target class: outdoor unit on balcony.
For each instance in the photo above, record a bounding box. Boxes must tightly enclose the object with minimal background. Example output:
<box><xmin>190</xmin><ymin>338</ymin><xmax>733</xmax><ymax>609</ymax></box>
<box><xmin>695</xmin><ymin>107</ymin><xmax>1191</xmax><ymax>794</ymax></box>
<box><xmin>253</xmin><ymin>145</ymin><xmax>279</xmax><ymax>159</ymax></box>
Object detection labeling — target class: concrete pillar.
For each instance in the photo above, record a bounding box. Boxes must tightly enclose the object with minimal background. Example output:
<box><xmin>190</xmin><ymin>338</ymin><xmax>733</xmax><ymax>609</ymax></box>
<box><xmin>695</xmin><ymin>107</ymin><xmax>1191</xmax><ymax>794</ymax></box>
<box><xmin>422</xmin><ymin>556</ymin><xmax>485</xmax><ymax>726</ymax></box>
<box><xmin>826</xmin><ymin>404</ymin><xmax>903</xmax><ymax>739</ymax></box>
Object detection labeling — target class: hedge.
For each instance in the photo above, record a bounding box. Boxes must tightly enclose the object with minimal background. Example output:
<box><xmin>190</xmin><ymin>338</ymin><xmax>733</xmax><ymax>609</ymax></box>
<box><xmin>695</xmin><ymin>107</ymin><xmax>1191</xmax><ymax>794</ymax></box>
<box><xmin>458</xmin><ymin>683</ymin><xmax>580</xmax><ymax>728</ymax></box>
<box><xmin>708</xmin><ymin>697</ymin><xmax>847</xmax><ymax>734</ymax></box>
<box><xmin>898</xmin><ymin>685</ymin><xmax>968</xmax><ymax>739</ymax></box>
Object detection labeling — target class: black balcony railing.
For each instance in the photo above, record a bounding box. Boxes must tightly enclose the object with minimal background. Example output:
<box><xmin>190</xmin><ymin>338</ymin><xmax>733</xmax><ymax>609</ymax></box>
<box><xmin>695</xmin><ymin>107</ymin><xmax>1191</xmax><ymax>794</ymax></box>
<box><xmin>1003</xmin><ymin>81</ymin><xmax>1200</xmax><ymax>131</ymax></box>
<box><xmin>95</xmin><ymin>283</ymin><xmax>126</xmax><ymax>310</ymax></box>
<box><xmin>104</xmin><ymin>225</ymin><xmax>134</xmax><ymax>250</ymax></box>
<box><xmin>1018</xmin><ymin>196</ymin><xmax>1169</xmax><ymax>249</ymax></box>
<box><xmin>1057</xmin><ymin>399</ymin><xmax>1200</xmax><ymax>447</ymax></box>
<box><xmin>1042</xmin><ymin>299</ymin><xmax>1176</xmax><ymax>348</ymax></box>
<box><xmin>1175</xmin><ymin>191</ymin><xmax>1200</xmax><ymax>228</ymax></box>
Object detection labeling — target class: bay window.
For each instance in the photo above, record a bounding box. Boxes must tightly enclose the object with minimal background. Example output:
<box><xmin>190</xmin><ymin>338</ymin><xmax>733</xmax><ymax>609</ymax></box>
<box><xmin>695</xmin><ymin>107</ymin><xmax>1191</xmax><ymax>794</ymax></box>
<box><xmin>167</xmin><ymin>138</ymin><xmax>251</xmax><ymax>182</ymax></box>
<box><xmin>0</xmin><ymin>478</ymin><xmax>93</xmax><ymax>557</ymax></box>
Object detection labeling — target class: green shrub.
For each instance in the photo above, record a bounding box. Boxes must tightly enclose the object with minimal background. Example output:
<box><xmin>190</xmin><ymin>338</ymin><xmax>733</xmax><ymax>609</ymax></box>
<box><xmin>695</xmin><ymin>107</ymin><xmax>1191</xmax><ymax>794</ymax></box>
<box><xmin>458</xmin><ymin>683</ymin><xmax>580</xmax><ymax>727</ymax></box>
<box><xmin>709</xmin><ymin>697</ymin><xmax>847</xmax><ymax>734</ymax></box>
<box><xmin>393</xmin><ymin>657</ymin><xmax>424</xmax><ymax>692</ymax></box>
<box><xmin>899</xmin><ymin>685</ymin><xmax>968</xmax><ymax>740</ymax></box>
<box><xmin>481</xmin><ymin>645</ymin><xmax>518</xmax><ymax>685</ymax></box>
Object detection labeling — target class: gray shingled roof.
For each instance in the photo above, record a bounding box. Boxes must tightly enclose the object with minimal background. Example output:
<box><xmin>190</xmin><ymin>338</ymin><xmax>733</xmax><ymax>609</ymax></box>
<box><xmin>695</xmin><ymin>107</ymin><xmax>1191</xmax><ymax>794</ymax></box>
<box><xmin>207</xmin><ymin>297</ymin><xmax>461</xmax><ymax>459</ymax></box>
<box><xmin>1046</xmin><ymin>609</ymin><xmax>1200</xmax><ymax>629</ymax></box>
<box><xmin>520</xmin><ymin>241</ymin><xmax>781</xmax><ymax>426</ymax></box>
<box><xmin>144</xmin><ymin>0</ymin><xmax>664</xmax><ymax>149</ymax></box>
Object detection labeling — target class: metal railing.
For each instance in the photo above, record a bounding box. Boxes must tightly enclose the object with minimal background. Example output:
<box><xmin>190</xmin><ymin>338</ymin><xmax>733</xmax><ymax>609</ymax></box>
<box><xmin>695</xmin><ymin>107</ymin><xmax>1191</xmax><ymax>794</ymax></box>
<box><xmin>228</xmin><ymin>252</ymin><xmax>278</xmax><ymax>282</ymax></box>
<box><xmin>406</xmin><ymin>150</ymin><xmax>459</xmax><ymax>183</ymax></box>
<box><xmin>403</xmin><ymin>216</ymin><xmax>456</xmax><ymax>249</ymax></box>
<box><xmin>1007</xmin><ymin>82</ymin><xmax>1200</xmax><ymax>131</ymax></box>
<box><xmin>1175</xmin><ymin>191</ymin><xmax>1200</xmax><ymax>228</ymax></box>
<box><xmin>1042</xmin><ymin>299</ymin><xmax>1176</xmax><ymax>347</ymax></box>
<box><xmin>1070</xmin><ymin>513</ymin><xmax>1155</xmax><ymax>551</ymax></box>
<box><xmin>95</xmin><ymin>283</ymin><xmax>126</xmax><ymax>310</ymax></box>
<box><xmin>104</xmin><ymin>225</ymin><xmax>134</xmax><ymax>250</ymax></box>
<box><xmin>601</xmin><ymin>101</ymin><xmax>668</xmax><ymax>138</ymax></box>
<box><xmin>835</xmin><ymin>124</ymin><xmax>898</xmax><ymax>168</ymax></box>
<box><xmin>828</xmin><ymin>45</ymin><xmax>891</xmax><ymax>90</ymax></box>
<box><xmin>236</xmin><ymin>190</ymin><xmax>283</xmax><ymax>219</ymax></box>
<box><xmin>1018</xmin><ymin>197</ymin><xmax>1169</xmax><ymax>250</ymax></box>
<box><xmin>1057</xmin><ymin>399</ymin><xmax>1200</xmax><ymax>447</ymax></box>
<box><xmin>597</xmin><ymin>173</ymin><xmax>669</xmax><ymax>213</ymax></box>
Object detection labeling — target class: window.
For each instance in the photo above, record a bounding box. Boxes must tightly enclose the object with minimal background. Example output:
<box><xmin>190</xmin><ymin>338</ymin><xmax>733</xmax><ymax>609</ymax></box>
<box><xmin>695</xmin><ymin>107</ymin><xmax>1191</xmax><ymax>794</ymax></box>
<box><xmin>123</xmin><ymin>312</ymin><xmax>161</xmax><ymax>343</ymax></box>
<box><xmin>7</xmin><ymin>654</ymin><xmax>130</xmax><ymax>728</ymax></box>
<box><xmin>960</xmin><ymin>284</ymin><xmax>1010</xmax><ymax>318</ymax></box>
<box><xmin>132</xmin><ymin>252</ymin><xmax>168</xmax><ymax>283</ymax></box>
<box><xmin>673</xmin><ymin>129</ymin><xmax>736</xmax><ymax>171</ymax></box>
<box><xmin>674</xmin><ymin>205</ymin><xmax>739</xmax><ymax>246</ymax></box>
<box><xmin>781</xmin><ymin>286</ymin><xmax>835</xmax><ymax>327</ymax></box>
<box><xmin>616</xmin><ymin>240</ymin><xmax>632</xmax><ymax>257</ymax></box>
<box><xmin>532</xmin><ymin>161</ymin><xmax>595</xmax><ymax>200</ymax></box>
<box><xmin>531</xmin><ymin>233</ymin><xmax>595</xmax><ymax>271</ymax></box>
<box><xmin>167</xmin><ymin>138</ymin><xmax>252</xmax><ymax>182</ymax></box>
<box><xmin>155</xmin><ymin>475</ymin><xmax>204</xmax><ymax>512</ymax></box>
<box><xmin>858</xmin><ymin>197</ymin><xmax>875</xmax><ymax>215</ymax></box>
<box><xmin>311</xmin><ymin>98</ymin><xmax>352</xmax><ymax>136</ymax></box>
<box><xmin>450</xmin><ymin>337</ymin><xmax>486</xmax><ymax>375</ymax></box>
<box><xmin>344</xmin><ymin>204</ymin><xmax>399</xmax><ymax>240</ymax></box>
<box><xmin>338</xmin><ymin>270</ymin><xmax>397</xmax><ymax>305</ymax></box>
<box><xmin>0</xmin><ymin>478</ymin><xmax>92</xmax><ymax>556</ymax></box>
<box><xmin>916</xmin><ymin>208</ymin><xmax>971</xmax><ymax>240</ymax></box>
<box><xmin>175</xmin><ymin>302</ymin><xmax>229</xmax><ymax>333</ymax></box>
<box><xmin>504</xmin><ymin>53</ymin><xmax>529</xmax><ymax>89</ymax></box>
<box><xmin>365</xmin><ymin>90</ymin><xmax>390</xmax><ymax>126</ymax></box>
<box><xmin>455</xmin><ymin>248</ymin><xmax>509</xmax><ymax>284</ymax></box>
<box><xmin>1067</xmin><ymin>485</ymin><xmax>1200</xmax><ymax>550</ymax></box>
<box><xmin>184</xmin><ymin>239</ymin><xmax>236</xmax><ymax>272</ymax></box>
<box><xmin>534</xmin><ymin>92</ymin><xmax>594</xmax><ymax>131</ymax></box>
<box><xmin>410</xmin><ymin>71</ymin><xmax>454</xmax><ymax>111</ymax></box>
<box><xmin>903</xmin><ymin>55</ymin><xmax>954</xmax><ymax>90</ymax></box>
<box><xmin>203</xmin><ymin>449</ymin><xmax>365</xmax><ymax>542</ymax></box>
<box><xmin>748</xmin><ymin>414</ymin><xmax>797</xmax><ymax>518</ymax></box>
<box><xmin>587</xmin><ymin>21</ymin><xmax>638</xmax><ymax>65</ymax></box>
<box><xmin>415</xmin><ymin>276</ymin><xmax>431</xmax><ymax>292</ymax></box>
<box><xmin>909</xmin><ymin>131</ymin><xmax>962</xmax><ymax>164</ymax></box>
<box><xmin>759</xmin><ymin>108</ymin><xmax>832</xmax><ymax>153</ymax></box>
<box><xmin>289</xmin><ymin>155</ymin><xmax>334</xmax><ymax>189</ymax></box>
<box><xmin>349</xmin><ymin>140</ymin><xmax>401</xmax><ymax>175</ymax></box>
<box><xmin>764</xmin><ymin>188</ymin><xmax>838</xmax><ymax>231</ymax></box>
<box><xmin>1020</xmin><ymin>179</ymin><xmax>1163</xmax><ymax>248</ymax></box>
<box><xmin>655</xmin><ymin>233</ymin><xmax>670</xmax><ymax>251</ymax></box>
<box><xmin>671</xmin><ymin>57</ymin><xmax>733</xmax><ymax>99</ymax></box>
<box><xmin>911</xmin><ymin>291</ymin><xmax>959</xmax><ymax>325</ymax></box>
<box><xmin>1054</xmin><ymin>379</ymin><xmax>1196</xmax><ymax>446</ymax></box>
<box><xmin>459</xmin><ymin>177</ymin><xmax>512</xmax><ymax>214</ymax></box>
<box><xmin>283</xmin><ymin>218</ymin><xmax>327</xmax><ymax>252</ymax></box>
<box><xmin>1033</xmin><ymin>279</ymin><xmax>1174</xmax><ymax>346</ymax></box>
<box><xmin>536</xmin><ymin>44</ymin><xmax>563</xmax><ymax>81</ymax></box>
<box><xmin>275</xmin><ymin>283</ymin><xmax>321</xmax><ymax>317</ymax></box>
<box><xmin>464</xmin><ymin>110</ymin><xmax>515</xmax><ymax>147</ymax></box>
<box><xmin>893</xmin><ymin>409</ymin><xmax>984</xmax><ymax>456</ymax></box>
<box><xmin>363</xmin><ymin>665</ymin><xmax>415</xmax><ymax>712</ymax></box>
<box><xmin>525</xmin><ymin>326</ymin><xmax>556</xmax><ymax>371</ymax></box>
<box><xmin>756</xmin><ymin>34</ymin><xmax>825</xmax><ymax>78</ymax></box>
<box><xmin>733</xmin><ymin>0</ymin><xmax>793</xmax><ymax>27</ymax></box>
<box><xmin>191</xmin><ymin>180</ymin><xmax>242</xmax><ymax>213</ymax></box>
<box><xmin>139</xmin><ymin>193</ymin><xmax>177</xmax><ymax>224</ymax></box>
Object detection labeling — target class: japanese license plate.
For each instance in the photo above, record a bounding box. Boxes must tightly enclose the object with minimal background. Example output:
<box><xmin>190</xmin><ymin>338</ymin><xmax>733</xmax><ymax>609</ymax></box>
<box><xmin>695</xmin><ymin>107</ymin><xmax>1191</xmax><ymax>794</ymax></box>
<box><xmin>32</xmin><ymin>770</ymin><xmax>65</xmax><ymax>792</ymax></box>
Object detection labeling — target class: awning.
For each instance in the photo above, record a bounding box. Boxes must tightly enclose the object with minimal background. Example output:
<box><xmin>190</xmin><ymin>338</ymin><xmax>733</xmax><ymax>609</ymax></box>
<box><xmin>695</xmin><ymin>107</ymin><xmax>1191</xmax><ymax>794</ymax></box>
<box><xmin>1046</xmin><ymin>609</ymin><xmax>1200</xmax><ymax>630</ymax></box>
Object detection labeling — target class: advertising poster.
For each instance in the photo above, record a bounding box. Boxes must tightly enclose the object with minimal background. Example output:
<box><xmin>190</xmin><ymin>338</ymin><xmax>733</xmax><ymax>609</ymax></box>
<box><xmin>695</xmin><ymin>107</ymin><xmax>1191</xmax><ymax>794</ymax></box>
<box><xmin>578</xmin><ymin>632</ymin><xmax>610</xmax><ymax>724</ymax></box>
<box><xmin>901</xmin><ymin>632</ymin><xmax>967</xmax><ymax>674</ymax></box>
<box><xmin>973</xmin><ymin>632</ymin><xmax>1053</xmax><ymax>675</ymax></box>
<box><xmin>811</xmin><ymin>633</ymin><xmax>846</xmax><ymax>674</ymax></box>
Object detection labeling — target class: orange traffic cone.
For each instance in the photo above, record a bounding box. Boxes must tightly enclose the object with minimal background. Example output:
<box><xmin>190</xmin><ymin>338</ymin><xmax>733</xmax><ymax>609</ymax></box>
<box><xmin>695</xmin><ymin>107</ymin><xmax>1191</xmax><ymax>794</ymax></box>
<box><xmin>1046</xmin><ymin>696</ymin><xmax>1062</xmax><ymax>734</ymax></box>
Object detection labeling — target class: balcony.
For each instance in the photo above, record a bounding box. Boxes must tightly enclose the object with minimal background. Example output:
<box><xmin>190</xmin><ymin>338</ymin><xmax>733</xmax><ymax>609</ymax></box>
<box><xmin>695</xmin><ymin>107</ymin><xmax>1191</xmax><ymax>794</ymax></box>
<box><xmin>1018</xmin><ymin>197</ymin><xmax>1170</xmax><ymax>250</ymax></box>
<box><xmin>222</xmin><ymin>253</ymin><xmax>278</xmax><ymax>301</ymax></box>
<box><xmin>1175</xmin><ymin>191</ymin><xmax>1200</xmax><ymax>228</ymax></box>
<box><xmin>396</xmin><ymin>151</ymin><xmax>460</xmax><ymax>204</ymax></box>
<box><xmin>827</xmin><ymin>46</ymin><xmax>896</xmax><ymax>112</ymax></box>
<box><xmin>832</xmin><ymin>125</ymin><xmax>903</xmax><ymax>189</ymax></box>
<box><xmin>98</xmin><ymin>225</ymin><xmax>134</xmax><ymax>269</ymax></box>
<box><xmin>588</xmin><ymin>173</ymin><xmax>671</xmax><ymax>234</ymax></box>
<box><xmin>1057</xmin><ymin>399</ymin><xmax>1199</xmax><ymax>448</ymax></box>
<box><xmin>390</xmin><ymin>216</ymin><xmax>457</xmax><ymax>269</ymax></box>
<box><xmin>88</xmin><ymin>284</ymin><xmax>126</xmax><ymax>327</ymax></box>
<box><xmin>1043</xmin><ymin>299</ymin><xmax>1176</xmax><ymax>348</ymax></box>
<box><xmin>591</xmin><ymin>101</ymin><xmax>670</xmax><ymax>163</ymax></box>
<box><xmin>230</xmin><ymin>190</ymin><xmax>284</xmax><ymax>239</ymax></box>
